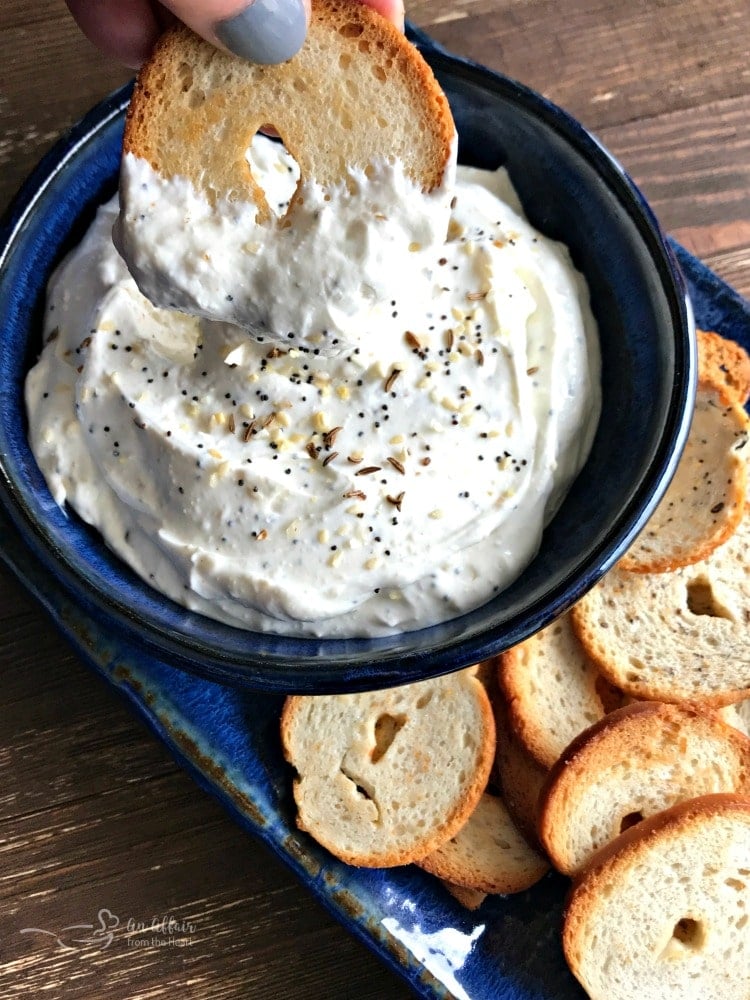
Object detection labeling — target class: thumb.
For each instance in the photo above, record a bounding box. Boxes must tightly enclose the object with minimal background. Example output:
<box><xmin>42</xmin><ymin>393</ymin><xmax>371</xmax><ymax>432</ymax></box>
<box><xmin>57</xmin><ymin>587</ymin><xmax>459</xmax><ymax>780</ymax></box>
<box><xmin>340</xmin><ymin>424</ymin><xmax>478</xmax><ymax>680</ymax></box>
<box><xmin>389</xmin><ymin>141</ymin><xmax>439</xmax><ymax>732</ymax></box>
<box><xmin>67</xmin><ymin>0</ymin><xmax>404</xmax><ymax>68</ymax></box>
<box><xmin>164</xmin><ymin>0</ymin><xmax>311</xmax><ymax>65</ymax></box>
<box><xmin>66</xmin><ymin>0</ymin><xmax>310</xmax><ymax>67</ymax></box>
<box><xmin>167</xmin><ymin>0</ymin><xmax>406</xmax><ymax>63</ymax></box>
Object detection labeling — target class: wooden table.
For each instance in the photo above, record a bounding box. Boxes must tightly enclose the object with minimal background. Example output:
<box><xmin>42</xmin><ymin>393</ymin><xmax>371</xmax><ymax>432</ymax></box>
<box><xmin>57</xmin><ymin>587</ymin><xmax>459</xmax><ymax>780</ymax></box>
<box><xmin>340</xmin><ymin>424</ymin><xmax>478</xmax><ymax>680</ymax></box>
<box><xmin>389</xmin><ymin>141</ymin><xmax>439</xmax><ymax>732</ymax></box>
<box><xmin>2</xmin><ymin>2</ymin><xmax>749</xmax><ymax>997</ymax></box>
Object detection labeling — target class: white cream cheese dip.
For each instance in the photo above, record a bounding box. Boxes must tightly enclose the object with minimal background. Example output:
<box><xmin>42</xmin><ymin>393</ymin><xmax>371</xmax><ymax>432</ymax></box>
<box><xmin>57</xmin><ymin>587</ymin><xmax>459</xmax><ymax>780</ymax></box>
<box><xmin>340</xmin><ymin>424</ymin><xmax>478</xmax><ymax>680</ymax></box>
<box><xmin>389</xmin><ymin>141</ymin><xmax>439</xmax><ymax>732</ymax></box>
<box><xmin>26</xmin><ymin>136</ymin><xmax>600</xmax><ymax>637</ymax></box>
<box><xmin>114</xmin><ymin>138</ymin><xmax>457</xmax><ymax>356</ymax></box>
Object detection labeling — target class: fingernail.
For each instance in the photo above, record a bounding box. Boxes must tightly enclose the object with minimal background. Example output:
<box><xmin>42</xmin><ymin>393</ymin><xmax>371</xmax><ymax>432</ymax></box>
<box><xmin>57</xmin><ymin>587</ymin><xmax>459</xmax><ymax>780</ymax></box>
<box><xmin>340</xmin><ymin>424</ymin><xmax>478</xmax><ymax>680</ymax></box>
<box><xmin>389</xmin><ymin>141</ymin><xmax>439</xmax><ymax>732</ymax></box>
<box><xmin>216</xmin><ymin>0</ymin><xmax>307</xmax><ymax>65</ymax></box>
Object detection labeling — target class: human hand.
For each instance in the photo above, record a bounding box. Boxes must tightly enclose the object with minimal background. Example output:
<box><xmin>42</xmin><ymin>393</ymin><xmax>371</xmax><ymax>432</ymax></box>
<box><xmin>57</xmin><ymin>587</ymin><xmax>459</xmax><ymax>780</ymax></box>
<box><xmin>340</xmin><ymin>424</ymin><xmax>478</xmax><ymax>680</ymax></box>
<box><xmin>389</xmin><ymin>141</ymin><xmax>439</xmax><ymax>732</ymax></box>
<box><xmin>65</xmin><ymin>0</ymin><xmax>405</xmax><ymax>69</ymax></box>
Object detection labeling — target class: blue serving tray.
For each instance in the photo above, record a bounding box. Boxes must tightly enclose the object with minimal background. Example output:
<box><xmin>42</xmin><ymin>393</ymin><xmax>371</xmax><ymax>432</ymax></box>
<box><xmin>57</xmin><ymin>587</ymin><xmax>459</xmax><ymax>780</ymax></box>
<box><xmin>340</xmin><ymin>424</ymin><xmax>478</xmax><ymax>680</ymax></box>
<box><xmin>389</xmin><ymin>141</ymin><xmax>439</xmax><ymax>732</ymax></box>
<box><xmin>2</xmin><ymin>237</ymin><xmax>747</xmax><ymax>1000</ymax></box>
<box><xmin>2</xmin><ymin>30</ymin><xmax>749</xmax><ymax>1000</ymax></box>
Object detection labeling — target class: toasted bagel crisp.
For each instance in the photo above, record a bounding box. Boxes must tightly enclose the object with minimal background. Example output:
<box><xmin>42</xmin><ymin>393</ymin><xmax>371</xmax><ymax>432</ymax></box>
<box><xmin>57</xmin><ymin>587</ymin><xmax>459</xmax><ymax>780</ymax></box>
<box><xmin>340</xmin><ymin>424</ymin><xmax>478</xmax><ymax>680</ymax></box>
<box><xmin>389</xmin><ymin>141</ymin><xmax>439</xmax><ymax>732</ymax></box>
<box><xmin>280</xmin><ymin>670</ymin><xmax>495</xmax><ymax>868</ymax></box>
<box><xmin>493</xmin><ymin>697</ymin><xmax>549</xmax><ymax>847</ymax></box>
<box><xmin>697</xmin><ymin>329</ymin><xmax>750</xmax><ymax>407</ymax></box>
<box><xmin>417</xmin><ymin>791</ymin><xmax>549</xmax><ymax>894</ymax></box>
<box><xmin>563</xmin><ymin>795</ymin><xmax>750</xmax><ymax>1000</ymax></box>
<box><xmin>571</xmin><ymin>505</ymin><xmax>750</xmax><ymax>706</ymax></box>
<box><xmin>538</xmin><ymin>702</ymin><xmax>750</xmax><ymax>876</ymax></box>
<box><xmin>498</xmin><ymin>613</ymin><xmax>608</xmax><ymax>770</ymax></box>
<box><xmin>124</xmin><ymin>3</ymin><xmax>455</xmax><ymax>223</ymax></box>
<box><xmin>619</xmin><ymin>381</ymin><xmax>749</xmax><ymax>574</ymax></box>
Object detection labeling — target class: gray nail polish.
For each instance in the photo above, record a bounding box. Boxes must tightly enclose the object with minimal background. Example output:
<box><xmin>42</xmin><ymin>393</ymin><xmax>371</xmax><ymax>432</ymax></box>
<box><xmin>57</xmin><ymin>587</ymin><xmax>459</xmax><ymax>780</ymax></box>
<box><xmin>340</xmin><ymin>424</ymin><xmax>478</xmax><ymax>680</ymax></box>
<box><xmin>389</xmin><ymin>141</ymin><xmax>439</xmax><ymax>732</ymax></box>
<box><xmin>216</xmin><ymin>0</ymin><xmax>307</xmax><ymax>65</ymax></box>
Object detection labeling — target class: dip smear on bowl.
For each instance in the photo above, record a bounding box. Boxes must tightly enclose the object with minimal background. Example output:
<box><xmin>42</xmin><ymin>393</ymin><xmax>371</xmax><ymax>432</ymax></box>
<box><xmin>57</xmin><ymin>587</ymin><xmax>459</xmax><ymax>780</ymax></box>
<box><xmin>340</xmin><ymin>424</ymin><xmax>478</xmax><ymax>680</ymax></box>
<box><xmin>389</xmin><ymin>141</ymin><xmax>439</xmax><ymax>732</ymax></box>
<box><xmin>25</xmin><ymin>135</ymin><xmax>600</xmax><ymax>637</ymax></box>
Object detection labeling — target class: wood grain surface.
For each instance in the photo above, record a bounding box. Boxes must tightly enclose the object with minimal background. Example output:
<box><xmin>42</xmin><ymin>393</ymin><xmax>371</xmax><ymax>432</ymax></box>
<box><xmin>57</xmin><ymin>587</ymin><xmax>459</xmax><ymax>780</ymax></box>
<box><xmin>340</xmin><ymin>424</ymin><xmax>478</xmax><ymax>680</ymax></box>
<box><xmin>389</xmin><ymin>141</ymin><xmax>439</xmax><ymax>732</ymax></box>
<box><xmin>2</xmin><ymin>2</ymin><xmax>749</xmax><ymax>998</ymax></box>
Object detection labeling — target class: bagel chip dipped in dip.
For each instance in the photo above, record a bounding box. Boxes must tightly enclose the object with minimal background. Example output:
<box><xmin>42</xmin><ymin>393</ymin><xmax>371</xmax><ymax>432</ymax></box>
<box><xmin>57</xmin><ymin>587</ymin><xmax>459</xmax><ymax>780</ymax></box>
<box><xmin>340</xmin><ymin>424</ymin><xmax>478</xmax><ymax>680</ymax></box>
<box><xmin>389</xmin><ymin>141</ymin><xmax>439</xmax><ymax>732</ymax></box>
<box><xmin>25</xmin><ymin>4</ymin><xmax>601</xmax><ymax>637</ymax></box>
<box><xmin>115</xmin><ymin>7</ymin><xmax>457</xmax><ymax>354</ymax></box>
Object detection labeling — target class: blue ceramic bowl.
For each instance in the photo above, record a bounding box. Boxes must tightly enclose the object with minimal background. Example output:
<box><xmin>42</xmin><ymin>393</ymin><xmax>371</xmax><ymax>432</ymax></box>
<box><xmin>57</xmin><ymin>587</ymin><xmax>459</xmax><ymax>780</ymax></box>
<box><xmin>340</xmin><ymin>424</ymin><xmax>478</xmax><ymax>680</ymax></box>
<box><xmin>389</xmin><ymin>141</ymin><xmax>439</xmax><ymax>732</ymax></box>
<box><xmin>0</xmin><ymin>33</ymin><xmax>694</xmax><ymax>693</ymax></box>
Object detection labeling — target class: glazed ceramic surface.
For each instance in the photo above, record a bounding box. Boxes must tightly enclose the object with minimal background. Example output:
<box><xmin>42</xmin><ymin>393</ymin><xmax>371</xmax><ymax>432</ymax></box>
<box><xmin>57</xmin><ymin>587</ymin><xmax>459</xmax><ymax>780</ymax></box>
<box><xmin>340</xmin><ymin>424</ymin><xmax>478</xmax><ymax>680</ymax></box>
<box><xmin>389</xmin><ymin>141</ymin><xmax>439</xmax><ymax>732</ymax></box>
<box><xmin>0</xmin><ymin>32</ymin><xmax>694</xmax><ymax>692</ymax></box>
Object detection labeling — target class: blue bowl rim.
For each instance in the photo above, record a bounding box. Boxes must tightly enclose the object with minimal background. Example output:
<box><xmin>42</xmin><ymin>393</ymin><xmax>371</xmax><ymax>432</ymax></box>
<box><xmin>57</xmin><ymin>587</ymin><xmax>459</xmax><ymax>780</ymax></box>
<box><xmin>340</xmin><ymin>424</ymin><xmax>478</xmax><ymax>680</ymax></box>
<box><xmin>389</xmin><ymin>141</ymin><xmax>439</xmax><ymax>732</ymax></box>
<box><xmin>0</xmin><ymin>48</ymin><xmax>695</xmax><ymax>693</ymax></box>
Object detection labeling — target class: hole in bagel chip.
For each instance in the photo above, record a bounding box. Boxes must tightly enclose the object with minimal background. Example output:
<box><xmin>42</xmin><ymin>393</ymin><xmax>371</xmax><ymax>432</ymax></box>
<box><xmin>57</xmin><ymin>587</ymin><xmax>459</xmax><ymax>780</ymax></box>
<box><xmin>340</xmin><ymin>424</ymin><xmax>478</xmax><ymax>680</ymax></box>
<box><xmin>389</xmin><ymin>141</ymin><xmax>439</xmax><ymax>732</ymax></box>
<box><xmin>245</xmin><ymin>132</ymin><xmax>300</xmax><ymax>220</ymax></box>
<box><xmin>372</xmin><ymin>712</ymin><xmax>407</xmax><ymax>763</ymax></box>
<box><xmin>619</xmin><ymin>811</ymin><xmax>644</xmax><ymax>834</ymax></box>
<box><xmin>685</xmin><ymin>576</ymin><xmax>735</xmax><ymax>621</ymax></box>
<box><xmin>671</xmin><ymin>916</ymin><xmax>707</xmax><ymax>951</ymax></box>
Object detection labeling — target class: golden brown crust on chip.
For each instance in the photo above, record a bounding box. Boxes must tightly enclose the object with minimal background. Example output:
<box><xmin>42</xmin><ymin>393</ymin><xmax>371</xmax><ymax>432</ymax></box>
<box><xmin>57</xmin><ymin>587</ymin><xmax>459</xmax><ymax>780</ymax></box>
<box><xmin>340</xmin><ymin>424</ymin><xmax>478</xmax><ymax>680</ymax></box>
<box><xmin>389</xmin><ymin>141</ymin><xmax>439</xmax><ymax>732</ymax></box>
<box><xmin>124</xmin><ymin>3</ymin><xmax>455</xmax><ymax>222</ymax></box>
<box><xmin>697</xmin><ymin>329</ymin><xmax>750</xmax><ymax>407</ymax></box>
<box><xmin>619</xmin><ymin>380</ymin><xmax>748</xmax><ymax>574</ymax></box>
